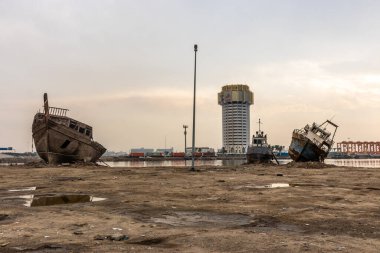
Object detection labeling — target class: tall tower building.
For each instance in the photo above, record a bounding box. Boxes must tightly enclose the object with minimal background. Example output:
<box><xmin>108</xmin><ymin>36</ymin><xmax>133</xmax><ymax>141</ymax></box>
<box><xmin>218</xmin><ymin>84</ymin><xmax>254</xmax><ymax>154</ymax></box>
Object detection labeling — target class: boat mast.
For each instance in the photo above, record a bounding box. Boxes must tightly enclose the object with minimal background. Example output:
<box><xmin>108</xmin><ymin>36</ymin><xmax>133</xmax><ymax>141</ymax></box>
<box><xmin>257</xmin><ymin>118</ymin><xmax>262</xmax><ymax>133</ymax></box>
<box><xmin>43</xmin><ymin>93</ymin><xmax>50</xmax><ymax>163</ymax></box>
<box><xmin>43</xmin><ymin>93</ymin><xmax>49</xmax><ymax>117</ymax></box>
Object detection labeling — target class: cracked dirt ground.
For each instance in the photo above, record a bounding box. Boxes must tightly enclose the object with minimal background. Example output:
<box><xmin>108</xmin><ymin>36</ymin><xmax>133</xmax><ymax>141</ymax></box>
<box><xmin>1</xmin><ymin>163</ymin><xmax>380</xmax><ymax>252</ymax></box>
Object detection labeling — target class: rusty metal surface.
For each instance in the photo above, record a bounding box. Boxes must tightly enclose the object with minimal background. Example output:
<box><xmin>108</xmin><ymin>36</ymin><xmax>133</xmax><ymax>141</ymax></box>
<box><xmin>289</xmin><ymin>131</ymin><xmax>327</xmax><ymax>162</ymax></box>
<box><xmin>288</xmin><ymin>120</ymin><xmax>338</xmax><ymax>162</ymax></box>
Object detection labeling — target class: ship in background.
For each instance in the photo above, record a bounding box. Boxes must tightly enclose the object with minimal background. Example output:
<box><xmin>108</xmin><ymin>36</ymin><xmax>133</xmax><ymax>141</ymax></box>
<box><xmin>32</xmin><ymin>93</ymin><xmax>106</xmax><ymax>164</ymax></box>
<box><xmin>288</xmin><ymin>120</ymin><xmax>338</xmax><ymax>162</ymax></box>
<box><xmin>246</xmin><ymin>119</ymin><xmax>278</xmax><ymax>164</ymax></box>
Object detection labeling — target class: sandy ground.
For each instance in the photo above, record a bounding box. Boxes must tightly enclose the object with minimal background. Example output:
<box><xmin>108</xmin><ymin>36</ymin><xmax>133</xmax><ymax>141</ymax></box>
<box><xmin>0</xmin><ymin>163</ymin><xmax>380</xmax><ymax>253</ymax></box>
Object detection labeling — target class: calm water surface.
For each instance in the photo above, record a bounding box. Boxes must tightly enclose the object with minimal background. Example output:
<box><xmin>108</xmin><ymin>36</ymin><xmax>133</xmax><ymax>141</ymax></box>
<box><xmin>326</xmin><ymin>159</ymin><xmax>380</xmax><ymax>168</ymax></box>
<box><xmin>1</xmin><ymin>159</ymin><xmax>380</xmax><ymax>168</ymax></box>
<box><xmin>104</xmin><ymin>159</ymin><xmax>380</xmax><ymax>168</ymax></box>
<box><xmin>103</xmin><ymin>159</ymin><xmax>244</xmax><ymax>168</ymax></box>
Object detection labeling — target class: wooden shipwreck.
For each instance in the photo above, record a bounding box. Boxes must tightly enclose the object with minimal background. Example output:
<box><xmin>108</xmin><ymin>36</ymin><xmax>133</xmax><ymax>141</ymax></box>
<box><xmin>32</xmin><ymin>93</ymin><xmax>106</xmax><ymax>164</ymax></box>
<box><xmin>288</xmin><ymin>120</ymin><xmax>338</xmax><ymax>162</ymax></box>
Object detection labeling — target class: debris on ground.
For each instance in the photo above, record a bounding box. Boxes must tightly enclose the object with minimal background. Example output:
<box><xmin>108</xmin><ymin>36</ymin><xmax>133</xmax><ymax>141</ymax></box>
<box><xmin>94</xmin><ymin>234</ymin><xmax>129</xmax><ymax>241</ymax></box>
<box><xmin>285</xmin><ymin>161</ymin><xmax>335</xmax><ymax>169</ymax></box>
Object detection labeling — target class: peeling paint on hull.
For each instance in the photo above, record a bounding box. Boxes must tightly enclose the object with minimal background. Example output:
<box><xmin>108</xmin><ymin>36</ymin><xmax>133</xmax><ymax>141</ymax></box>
<box><xmin>289</xmin><ymin>132</ymin><xmax>327</xmax><ymax>162</ymax></box>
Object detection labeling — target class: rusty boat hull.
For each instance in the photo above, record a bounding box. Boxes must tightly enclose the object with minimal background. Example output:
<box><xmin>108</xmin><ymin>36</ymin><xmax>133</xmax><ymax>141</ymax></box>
<box><xmin>32</xmin><ymin>113</ymin><xmax>106</xmax><ymax>164</ymax></box>
<box><xmin>288</xmin><ymin>131</ymin><xmax>328</xmax><ymax>162</ymax></box>
<box><xmin>246</xmin><ymin>146</ymin><xmax>273</xmax><ymax>164</ymax></box>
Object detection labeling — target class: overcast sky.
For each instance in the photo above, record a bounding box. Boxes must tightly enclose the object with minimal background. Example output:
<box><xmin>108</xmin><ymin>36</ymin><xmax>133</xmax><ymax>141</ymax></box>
<box><xmin>1</xmin><ymin>0</ymin><xmax>380</xmax><ymax>152</ymax></box>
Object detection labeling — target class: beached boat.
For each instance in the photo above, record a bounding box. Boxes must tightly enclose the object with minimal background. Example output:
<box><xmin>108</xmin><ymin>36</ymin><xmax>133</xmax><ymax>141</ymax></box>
<box><xmin>246</xmin><ymin>119</ymin><xmax>275</xmax><ymax>164</ymax></box>
<box><xmin>32</xmin><ymin>93</ymin><xmax>106</xmax><ymax>164</ymax></box>
<box><xmin>288</xmin><ymin>120</ymin><xmax>338</xmax><ymax>162</ymax></box>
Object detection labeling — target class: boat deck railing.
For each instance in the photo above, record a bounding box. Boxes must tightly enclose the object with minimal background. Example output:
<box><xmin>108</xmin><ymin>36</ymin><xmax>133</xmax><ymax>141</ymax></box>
<box><xmin>48</xmin><ymin>107</ymin><xmax>69</xmax><ymax>117</ymax></box>
<box><xmin>294</xmin><ymin>128</ymin><xmax>307</xmax><ymax>135</ymax></box>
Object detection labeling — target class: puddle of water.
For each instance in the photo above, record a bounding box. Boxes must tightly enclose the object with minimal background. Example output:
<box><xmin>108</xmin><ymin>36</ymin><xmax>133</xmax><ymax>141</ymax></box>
<box><xmin>262</xmin><ymin>183</ymin><xmax>290</xmax><ymax>188</ymax></box>
<box><xmin>0</xmin><ymin>195</ymin><xmax>35</xmax><ymax>207</ymax></box>
<box><xmin>127</xmin><ymin>237</ymin><xmax>167</xmax><ymax>245</ymax></box>
<box><xmin>0</xmin><ymin>214</ymin><xmax>9</xmax><ymax>221</ymax></box>
<box><xmin>28</xmin><ymin>194</ymin><xmax>89</xmax><ymax>207</ymax></box>
<box><xmin>23</xmin><ymin>194</ymin><xmax>106</xmax><ymax>207</ymax></box>
<box><xmin>91</xmin><ymin>197</ymin><xmax>107</xmax><ymax>202</ymax></box>
<box><xmin>18</xmin><ymin>194</ymin><xmax>35</xmax><ymax>199</ymax></box>
<box><xmin>236</xmin><ymin>183</ymin><xmax>290</xmax><ymax>189</ymax></box>
<box><xmin>1</xmin><ymin>192</ymin><xmax>106</xmax><ymax>207</ymax></box>
<box><xmin>24</xmin><ymin>195</ymin><xmax>34</xmax><ymax>207</ymax></box>
<box><xmin>150</xmin><ymin>211</ymin><xmax>253</xmax><ymax>227</ymax></box>
<box><xmin>1</xmin><ymin>194</ymin><xmax>34</xmax><ymax>200</ymax></box>
<box><xmin>8</xmin><ymin>187</ymin><xmax>36</xmax><ymax>192</ymax></box>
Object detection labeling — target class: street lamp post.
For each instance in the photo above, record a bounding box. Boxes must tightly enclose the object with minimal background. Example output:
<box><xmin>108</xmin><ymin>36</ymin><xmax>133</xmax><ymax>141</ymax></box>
<box><xmin>191</xmin><ymin>44</ymin><xmax>198</xmax><ymax>172</ymax></box>
<box><xmin>183</xmin><ymin>125</ymin><xmax>188</xmax><ymax>155</ymax></box>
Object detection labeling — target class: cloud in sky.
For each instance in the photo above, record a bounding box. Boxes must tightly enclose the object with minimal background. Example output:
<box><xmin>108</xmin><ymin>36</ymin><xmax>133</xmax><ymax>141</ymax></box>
<box><xmin>0</xmin><ymin>0</ymin><xmax>380</xmax><ymax>152</ymax></box>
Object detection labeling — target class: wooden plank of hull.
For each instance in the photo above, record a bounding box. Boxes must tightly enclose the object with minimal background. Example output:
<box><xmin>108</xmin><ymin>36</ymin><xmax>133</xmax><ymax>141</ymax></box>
<box><xmin>289</xmin><ymin>132</ymin><xmax>327</xmax><ymax>162</ymax></box>
<box><xmin>32</xmin><ymin>117</ymin><xmax>106</xmax><ymax>164</ymax></box>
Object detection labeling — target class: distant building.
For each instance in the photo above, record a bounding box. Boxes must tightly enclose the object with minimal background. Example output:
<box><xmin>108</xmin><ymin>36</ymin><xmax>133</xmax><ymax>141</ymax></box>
<box><xmin>218</xmin><ymin>84</ymin><xmax>254</xmax><ymax>154</ymax></box>
<box><xmin>103</xmin><ymin>151</ymin><xmax>128</xmax><ymax>157</ymax></box>
<box><xmin>129</xmin><ymin>148</ymin><xmax>174</xmax><ymax>157</ymax></box>
<box><xmin>156</xmin><ymin>148</ymin><xmax>173</xmax><ymax>156</ymax></box>
<box><xmin>337</xmin><ymin>141</ymin><xmax>380</xmax><ymax>154</ymax></box>
<box><xmin>186</xmin><ymin>147</ymin><xmax>215</xmax><ymax>157</ymax></box>
<box><xmin>130</xmin><ymin>148</ymin><xmax>154</xmax><ymax>157</ymax></box>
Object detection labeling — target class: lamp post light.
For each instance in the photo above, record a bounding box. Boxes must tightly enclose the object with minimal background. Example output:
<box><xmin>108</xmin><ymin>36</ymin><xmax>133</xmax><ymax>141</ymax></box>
<box><xmin>183</xmin><ymin>125</ymin><xmax>188</xmax><ymax>155</ymax></box>
<box><xmin>191</xmin><ymin>44</ymin><xmax>198</xmax><ymax>172</ymax></box>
